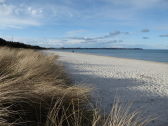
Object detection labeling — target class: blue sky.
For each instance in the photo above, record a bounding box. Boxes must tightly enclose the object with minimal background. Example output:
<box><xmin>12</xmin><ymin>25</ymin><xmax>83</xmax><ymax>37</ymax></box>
<box><xmin>0</xmin><ymin>0</ymin><xmax>168</xmax><ymax>49</ymax></box>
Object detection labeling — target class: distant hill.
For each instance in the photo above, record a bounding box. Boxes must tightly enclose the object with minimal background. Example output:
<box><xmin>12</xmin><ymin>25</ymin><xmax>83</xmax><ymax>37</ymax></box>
<box><xmin>0</xmin><ymin>38</ymin><xmax>46</xmax><ymax>49</ymax></box>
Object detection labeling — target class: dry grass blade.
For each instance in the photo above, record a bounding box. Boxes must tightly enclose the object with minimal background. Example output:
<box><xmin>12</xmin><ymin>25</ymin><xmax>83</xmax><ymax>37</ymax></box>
<box><xmin>91</xmin><ymin>98</ymin><xmax>155</xmax><ymax>126</ymax></box>
<box><xmin>0</xmin><ymin>47</ymin><xmax>91</xmax><ymax>126</ymax></box>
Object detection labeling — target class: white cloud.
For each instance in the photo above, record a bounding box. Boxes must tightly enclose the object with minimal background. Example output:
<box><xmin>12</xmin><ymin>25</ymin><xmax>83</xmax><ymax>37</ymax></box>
<box><xmin>27</xmin><ymin>7</ymin><xmax>43</xmax><ymax>17</ymax></box>
<box><xmin>0</xmin><ymin>0</ymin><xmax>5</xmax><ymax>3</ymax></box>
<box><xmin>1</xmin><ymin>0</ymin><xmax>164</xmax><ymax>29</ymax></box>
<box><xmin>0</xmin><ymin>4</ymin><xmax>14</xmax><ymax>16</ymax></box>
<box><xmin>0</xmin><ymin>17</ymin><xmax>41</xmax><ymax>29</ymax></box>
<box><xmin>0</xmin><ymin>0</ymin><xmax>82</xmax><ymax>29</ymax></box>
<box><xmin>0</xmin><ymin>2</ymin><xmax>43</xmax><ymax>29</ymax></box>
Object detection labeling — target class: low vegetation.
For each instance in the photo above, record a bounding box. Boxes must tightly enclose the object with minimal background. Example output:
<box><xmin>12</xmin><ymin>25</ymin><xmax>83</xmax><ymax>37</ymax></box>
<box><xmin>0</xmin><ymin>38</ymin><xmax>46</xmax><ymax>49</ymax></box>
<box><xmin>0</xmin><ymin>47</ymin><xmax>153</xmax><ymax>126</ymax></box>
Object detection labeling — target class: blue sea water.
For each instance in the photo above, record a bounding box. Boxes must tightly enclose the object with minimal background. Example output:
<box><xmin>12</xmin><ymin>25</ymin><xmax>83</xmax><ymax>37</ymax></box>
<box><xmin>53</xmin><ymin>49</ymin><xmax>168</xmax><ymax>63</ymax></box>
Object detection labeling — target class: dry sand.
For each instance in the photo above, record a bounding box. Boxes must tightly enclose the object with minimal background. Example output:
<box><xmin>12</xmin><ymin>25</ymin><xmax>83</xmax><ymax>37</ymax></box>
<box><xmin>47</xmin><ymin>51</ymin><xmax>168</xmax><ymax>126</ymax></box>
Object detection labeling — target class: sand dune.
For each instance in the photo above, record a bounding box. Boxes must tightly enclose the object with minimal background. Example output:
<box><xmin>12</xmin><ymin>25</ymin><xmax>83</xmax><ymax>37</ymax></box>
<box><xmin>48</xmin><ymin>51</ymin><xmax>168</xmax><ymax>126</ymax></box>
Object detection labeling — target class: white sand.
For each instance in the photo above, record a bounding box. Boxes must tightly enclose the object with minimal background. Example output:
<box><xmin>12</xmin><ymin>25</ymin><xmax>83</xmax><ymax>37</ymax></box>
<box><xmin>48</xmin><ymin>51</ymin><xmax>168</xmax><ymax>126</ymax></box>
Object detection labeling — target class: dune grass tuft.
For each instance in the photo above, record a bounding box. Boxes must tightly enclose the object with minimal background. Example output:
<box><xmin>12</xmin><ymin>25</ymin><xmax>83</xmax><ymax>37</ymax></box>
<box><xmin>0</xmin><ymin>47</ymin><xmax>153</xmax><ymax>126</ymax></box>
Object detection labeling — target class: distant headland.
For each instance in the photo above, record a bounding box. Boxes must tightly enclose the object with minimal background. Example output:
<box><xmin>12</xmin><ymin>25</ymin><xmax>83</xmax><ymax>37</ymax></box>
<box><xmin>54</xmin><ymin>47</ymin><xmax>143</xmax><ymax>50</ymax></box>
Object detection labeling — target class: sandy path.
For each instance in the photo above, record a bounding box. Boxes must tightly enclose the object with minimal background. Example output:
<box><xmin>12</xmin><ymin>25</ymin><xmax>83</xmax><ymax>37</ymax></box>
<box><xmin>47</xmin><ymin>51</ymin><xmax>168</xmax><ymax>126</ymax></box>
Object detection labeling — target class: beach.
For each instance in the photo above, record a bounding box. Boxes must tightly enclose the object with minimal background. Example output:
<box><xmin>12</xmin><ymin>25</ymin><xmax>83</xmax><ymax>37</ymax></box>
<box><xmin>48</xmin><ymin>51</ymin><xmax>168</xmax><ymax>126</ymax></box>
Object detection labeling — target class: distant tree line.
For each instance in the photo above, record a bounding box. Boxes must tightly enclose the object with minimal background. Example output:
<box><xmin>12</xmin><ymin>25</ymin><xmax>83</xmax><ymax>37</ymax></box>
<box><xmin>0</xmin><ymin>38</ymin><xmax>46</xmax><ymax>49</ymax></box>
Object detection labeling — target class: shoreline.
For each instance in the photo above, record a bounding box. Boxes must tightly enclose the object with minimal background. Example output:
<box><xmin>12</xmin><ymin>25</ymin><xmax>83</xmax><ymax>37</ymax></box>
<box><xmin>50</xmin><ymin>50</ymin><xmax>168</xmax><ymax>65</ymax></box>
<box><xmin>47</xmin><ymin>50</ymin><xmax>168</xmax><ymax>126</ymax></box>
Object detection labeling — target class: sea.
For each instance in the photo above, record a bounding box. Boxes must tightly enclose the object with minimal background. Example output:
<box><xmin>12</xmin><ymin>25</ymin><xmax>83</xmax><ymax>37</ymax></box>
<box><xmin>53</xmin><ymin>49</ymin><xmax>168</xmax><ymax>63</ymax></box>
